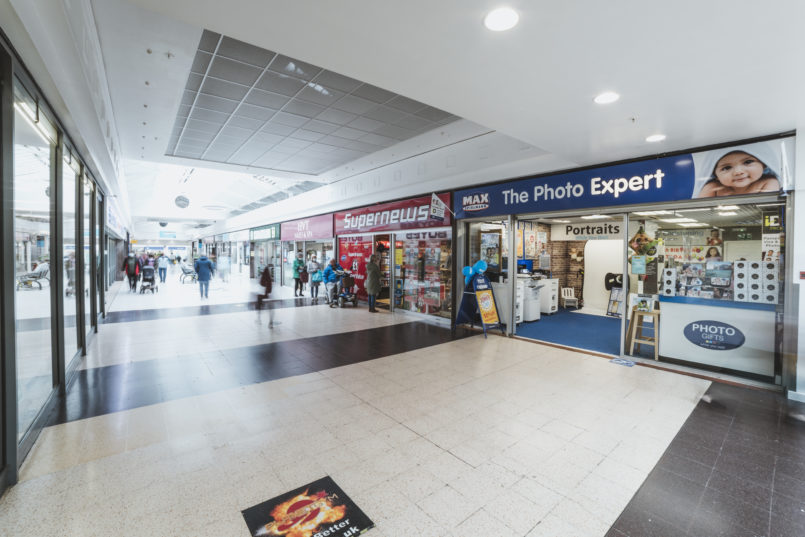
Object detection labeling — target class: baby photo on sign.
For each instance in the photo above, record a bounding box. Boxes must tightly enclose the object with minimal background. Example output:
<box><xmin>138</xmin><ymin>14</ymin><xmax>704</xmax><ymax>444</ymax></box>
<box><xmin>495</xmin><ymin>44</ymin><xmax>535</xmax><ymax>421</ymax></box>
<box><xmin>241</xmin><ymin>476</ymin><xmax>374</xmax><ymax>537</ymax></box>
<box><xmin>692</xmin><ymin>139</ymin><xmax>792</xmax><ymax>198</ymax></box>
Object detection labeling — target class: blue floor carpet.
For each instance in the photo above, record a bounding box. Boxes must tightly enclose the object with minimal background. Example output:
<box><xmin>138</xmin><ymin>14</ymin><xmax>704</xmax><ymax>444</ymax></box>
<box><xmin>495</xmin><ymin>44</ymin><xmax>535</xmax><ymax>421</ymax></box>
<box><xmin>515</xmin><ymin>308</ymin><xmax>622</xmax><ymax>355</ymax></box>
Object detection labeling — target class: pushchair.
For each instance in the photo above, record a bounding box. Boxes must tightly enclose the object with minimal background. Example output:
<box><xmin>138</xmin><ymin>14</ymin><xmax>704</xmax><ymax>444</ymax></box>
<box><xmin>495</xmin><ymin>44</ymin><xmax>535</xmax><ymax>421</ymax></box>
<box><xmin>333</xmin><ymin>269</ymin><xmax>358</xmax><ymax>308</ymax></box>
<box><xmin>16</xmin><ymin>262</ymin><xmax>50</xmax><ymax>290</ymax></box>
<box><xmin>179</xmin><ymin>263</ymin><xmax>197</xmax><ymax>284</ymax></box>
<box><xmin>139</xmin><ymin>265</ymin><xmax>158</xmax><ymax>294</ymax></box>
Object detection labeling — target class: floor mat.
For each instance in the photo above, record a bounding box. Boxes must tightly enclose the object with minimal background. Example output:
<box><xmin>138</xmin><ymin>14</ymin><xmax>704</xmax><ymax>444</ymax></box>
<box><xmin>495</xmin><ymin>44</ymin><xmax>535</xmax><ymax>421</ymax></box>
<box><xmin>515</xmin><ymin>307</ymin><xmax>622</xmax><ymax>355</ymax></box>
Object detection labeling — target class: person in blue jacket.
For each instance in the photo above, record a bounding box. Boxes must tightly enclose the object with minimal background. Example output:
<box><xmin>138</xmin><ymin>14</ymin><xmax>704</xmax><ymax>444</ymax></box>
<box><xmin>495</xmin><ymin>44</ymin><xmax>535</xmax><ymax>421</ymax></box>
<box><xmin>194</xmin><ymin>255</ymin><xmax>215</xmax><ymax>299</ymax></box>
<box><xmin>322</xmin><ymin>258</ymin><xmax>343</xmax><ymax>307</ymax></box>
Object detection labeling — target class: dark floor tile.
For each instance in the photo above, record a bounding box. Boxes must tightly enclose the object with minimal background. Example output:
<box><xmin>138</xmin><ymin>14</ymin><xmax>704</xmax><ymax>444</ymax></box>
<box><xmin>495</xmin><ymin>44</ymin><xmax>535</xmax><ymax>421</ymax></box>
<box><xmin>656</xmin><ymin>452</ymin><xmax>712</xmax><ymax>486</ymax></box>
<box><xmin>774</xmin><ymin>455</ymin><xmax>805</xmax><ymax>483</ymax></box>
<box><xmin>698</xmin><ymin>487</ymin><xmax>771</xmax><ymax>537</ymax></box>
<box><xmin>604</xmin><ymin>527</ymin><xmax>628</xmax><ymax>537</ymax></box>
<box><xmin>770</xmin><ymin>512</ymin><xmax>805</xmax><ymax>537</ymax></box>
<box><xmin>674</xmin><ymin>426</ymin><xmax>729</xmax><ymax>454</ymax></box>
<box><xmin>707</xmin><ymin>468</ymin><xmax>773</xmax><ymax>510</ymax></box>
<box><xmin>612</xmin><ymin>508</ymin><xmax>688</xmax><ymax>537</ymax></box>
<box><xmin>772</xmin><ymin>472</ymin><xmax>805</xmax><ymax>503</ymax></box>
<box><xmin>666</xmin><ymin>435</ymin><xmax>722</xmax><ymax>467</ymax></box>
<box><xmin>714</xmin><ymin>452</ymin><xmax>776</xmax><ymax>489</ymax></box>
<box><xmin>631</xmin><ymin>469</ymin><xmax>705</xmax><ymax>528</ymax></box>
<box><xmin>771</xmin><ymin>492</ymin><xmax>805</xmax><ymax>524</ymax></box>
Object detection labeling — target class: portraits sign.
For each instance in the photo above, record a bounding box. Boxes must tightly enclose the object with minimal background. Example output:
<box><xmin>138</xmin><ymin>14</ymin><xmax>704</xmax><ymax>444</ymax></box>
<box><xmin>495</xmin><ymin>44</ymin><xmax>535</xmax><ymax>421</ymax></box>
<box><xmin>241</xmin><ymin>476</ymin><xmax>374</xmax><ymax>537</ymax></box>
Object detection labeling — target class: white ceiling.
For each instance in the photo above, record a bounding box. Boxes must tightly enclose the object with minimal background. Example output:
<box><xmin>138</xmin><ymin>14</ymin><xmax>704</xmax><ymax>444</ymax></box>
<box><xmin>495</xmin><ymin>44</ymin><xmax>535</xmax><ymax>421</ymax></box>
<box><xmin>88</xmin><ymin>0</ymin><xmax>804</xmax><ymax>236</ymax></box>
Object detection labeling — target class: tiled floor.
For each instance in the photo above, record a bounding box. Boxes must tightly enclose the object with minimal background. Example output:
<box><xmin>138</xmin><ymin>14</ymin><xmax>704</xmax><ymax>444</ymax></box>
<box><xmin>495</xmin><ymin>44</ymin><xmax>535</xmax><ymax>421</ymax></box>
<box><xmin>1</xmin><ymin>274</ymin><xmax>803</xmax><ymax>536</ymax></box>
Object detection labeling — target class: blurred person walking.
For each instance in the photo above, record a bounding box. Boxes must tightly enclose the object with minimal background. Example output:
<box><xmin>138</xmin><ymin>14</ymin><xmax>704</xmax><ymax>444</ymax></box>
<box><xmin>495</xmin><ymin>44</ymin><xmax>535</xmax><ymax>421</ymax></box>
<box><xmin>293</xmin><ymin>250</ymin><xmax>305</xmax><ymax>297</ymax></box>
<box><xmin>194</xmin><ymin>254</ymin><xmax>215</xmax><ymax>299</ymax></box>
<box><xmin>307</xmin><ymin>254</ymin><xmax>322</xmax><ymax>301</ymax></box>
<box><xmin>121</xmin><ymin>252</ymin><xmax>141</xmax><ymax>292</ymax></box>
<box><xmin>365</xmin><ymin>254</ymin><xmax>381</xmax><ymax>313</ymax></box>
<box><xmin>256</xmin><ymin>265</ymin><xmax>275</xmax><ymax>328</ymax></box>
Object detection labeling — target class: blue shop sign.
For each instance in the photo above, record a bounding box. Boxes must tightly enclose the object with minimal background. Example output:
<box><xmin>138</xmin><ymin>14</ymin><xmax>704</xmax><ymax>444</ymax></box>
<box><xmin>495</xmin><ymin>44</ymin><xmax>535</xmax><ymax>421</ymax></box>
<box><xmin>683</xmin><ymin>320</ymin><xmax>745</xmax><ymax>351</ymax></box>
<box><xmin>453</xmin><ymin>138</ymin><xmax>793</xmax><ymax>218</ymax></box>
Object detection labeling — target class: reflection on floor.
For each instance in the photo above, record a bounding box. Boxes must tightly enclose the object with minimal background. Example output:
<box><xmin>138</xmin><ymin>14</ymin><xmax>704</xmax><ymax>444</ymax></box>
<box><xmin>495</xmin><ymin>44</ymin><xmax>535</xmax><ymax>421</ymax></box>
<box><xmin>516</xmin><ymin>307</ymin><xmax>622</xmax><ymax>356</ymax></box>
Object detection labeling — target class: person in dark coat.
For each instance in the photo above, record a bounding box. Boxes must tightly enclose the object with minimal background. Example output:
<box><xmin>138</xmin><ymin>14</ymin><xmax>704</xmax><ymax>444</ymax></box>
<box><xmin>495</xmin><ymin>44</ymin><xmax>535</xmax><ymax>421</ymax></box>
<box><xmin>365</xmin><ymin>253</ymin><xmax>381</xmax><ymax>312</ymax></box>
<box><xmin>194</xmin><ymin>255</ymin><xmax>215</xmax><ymax>299</ymax></box>
<box><xmin>121</xmin><ymin>252</ymin><xmax>141</xmax><ymax>292</ymax></box>
<box><xmin>256</xmin><ymin>265</ymin><xmax>275</xmax><ymax>328</ymax></box>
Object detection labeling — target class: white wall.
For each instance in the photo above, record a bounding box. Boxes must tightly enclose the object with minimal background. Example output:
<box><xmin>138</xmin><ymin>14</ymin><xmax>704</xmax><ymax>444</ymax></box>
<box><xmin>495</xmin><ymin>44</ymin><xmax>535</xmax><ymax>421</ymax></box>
<box><xmin>583</xmin><ymin>240</ymin><xmax>624</xmax><ymax>314</ymax></box>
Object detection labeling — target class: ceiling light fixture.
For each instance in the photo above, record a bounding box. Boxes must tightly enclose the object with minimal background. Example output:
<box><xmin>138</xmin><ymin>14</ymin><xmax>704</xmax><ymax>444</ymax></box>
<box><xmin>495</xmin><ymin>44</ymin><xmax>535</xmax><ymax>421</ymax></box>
<box><xmin>678</xmin><ymin>223</ymin><xmax>708</xmax><ymax>227</ymax></box>
<box><xmin>717</xmin><ymin>211</ymin><xmax>738</xmax><ymax>216</ymax></box>
<box><xmin>580</xmin><ymin>214</ymin><xmax>610</xmax><ymax>220</ymax></box>
<box><xmin>552</xmin><ymin>219</ymin><xmax>571</xmax><ymax>223</ymax></box>
<box><xmin>593</xmin><ymin>92</ymin><xmax>620</xmax><ymax>105</ymax></box>
<box><xmin>646</xmin><ymin>134</ymin><xmax>666</xmax><ymax>143</ymax></box>
<box><xmin>633</xmin><ymin>210</ymin><xmax>673</xmax><ymax>216</ymax></box>
<box><xmin>716</xmin><ymin>205</ymin><xmax>739</xmax><ymax>210</ymax></box>
<box><xmin>660</xmin><ymin>217</ymin><xmax>698</xmax><ymax>223</ymax></box>
<box><xmin>484</xmin><ymin>7</ymin><xmax>519</xmax><ymax>31</ymax></box>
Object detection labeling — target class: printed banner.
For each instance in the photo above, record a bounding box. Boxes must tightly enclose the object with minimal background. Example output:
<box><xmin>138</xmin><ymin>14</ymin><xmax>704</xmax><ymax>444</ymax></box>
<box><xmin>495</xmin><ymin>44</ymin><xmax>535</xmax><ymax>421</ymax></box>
<box><xmin>335</xmin><ymin>193</ymin><xmax>451</xmax><ymax>234</ymax></box>
<box><xmin>454</xmin><ymin>138</ymin><xmax>794</xmax><ymax>219</ymax></box>
<box><xmin>281</xmin><ymin>214</ymin><xmax>333</xmax><ymax>240</ymax></box>
<box><xmin>524</xmin><ymin>230</ymin><xmax>537</xmax><ymax>257</ymax></box>
<box><xmin>241</xmin><ymin>476</ymin><xmax>374</xmax><ymax>537</ymax></box>
<box><xmin>337</xmin><ymin>235</ymin><xmax>373</xmax><ymax>300</ymax></box>
<box><xmin>476</xmin><ymin>289</ymin><xmax>500</xmax><ymax>325</ymax></box>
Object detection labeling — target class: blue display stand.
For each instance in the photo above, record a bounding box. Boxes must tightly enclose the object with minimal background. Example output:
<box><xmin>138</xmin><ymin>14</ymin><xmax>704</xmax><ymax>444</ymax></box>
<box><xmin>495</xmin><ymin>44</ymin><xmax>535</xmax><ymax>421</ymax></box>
<box><xmin>455</xmin><ymin>273</ymin><xmax>505</xmax><ymax>338</ymax></box>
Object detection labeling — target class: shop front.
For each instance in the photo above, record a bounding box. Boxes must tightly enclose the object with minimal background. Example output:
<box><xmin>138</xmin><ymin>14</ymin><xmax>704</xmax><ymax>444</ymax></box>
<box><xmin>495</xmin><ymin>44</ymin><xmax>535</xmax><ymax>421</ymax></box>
<box><xmin>250</xmin><ymin>223</ymin><xmax>280</xmax><ymax>280</ymax></box>
<box><xmin>453</xmin><ymin>136</ymin><xmax>795</xmax><ymax>384</ymax></box>
<box><xmin>280</xmin><ymin>214</ymin><xmax>334</xmax><ymax>289</ymax></box>
<box><xmin>334</xmin><ymin>193</ymin><xmax>453</xmax><ymax>319</ymax></box>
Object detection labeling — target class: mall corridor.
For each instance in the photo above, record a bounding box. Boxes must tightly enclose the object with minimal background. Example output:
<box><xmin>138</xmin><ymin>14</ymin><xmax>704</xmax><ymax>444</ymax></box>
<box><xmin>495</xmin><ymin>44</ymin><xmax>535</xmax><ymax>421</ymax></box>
<box><xmin>0</xmin><ymin>273</ymin><xmax>801</xmax><ymax>536</ymax></box>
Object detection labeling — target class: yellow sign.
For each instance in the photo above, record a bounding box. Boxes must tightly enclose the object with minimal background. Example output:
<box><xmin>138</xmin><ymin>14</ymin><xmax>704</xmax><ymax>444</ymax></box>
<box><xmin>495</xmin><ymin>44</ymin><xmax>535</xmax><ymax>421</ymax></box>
<box><xmin>395</xmin><ymin>248</ymin><xmax>403</xmax><ymax>267</ymax></box>
<box><xmin>516</xmin><ymin>228</ymin><xmax>523</xmax><ymax>258</ymax></box>
<box><xmin>476</xmin><ymin>289</ymin><xmax>499</xmax><ymax>325</ymax></box>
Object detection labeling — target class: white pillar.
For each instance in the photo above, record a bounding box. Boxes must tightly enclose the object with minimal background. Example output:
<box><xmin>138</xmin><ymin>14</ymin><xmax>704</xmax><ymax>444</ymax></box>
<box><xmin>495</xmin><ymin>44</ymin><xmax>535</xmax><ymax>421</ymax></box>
<box><xmin>789</xmin><ymin>134</ymin><xmax>805</xmax><ymax>401</ymax></box>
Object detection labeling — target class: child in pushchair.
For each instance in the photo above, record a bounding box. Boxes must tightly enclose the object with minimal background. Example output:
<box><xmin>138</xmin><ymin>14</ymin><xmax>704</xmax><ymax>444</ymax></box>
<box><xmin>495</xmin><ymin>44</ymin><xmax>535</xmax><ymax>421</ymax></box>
<box><xmin>139</xmin><ymin>265</ymin><xmax>158</xmax><ymax>294</ymax></box>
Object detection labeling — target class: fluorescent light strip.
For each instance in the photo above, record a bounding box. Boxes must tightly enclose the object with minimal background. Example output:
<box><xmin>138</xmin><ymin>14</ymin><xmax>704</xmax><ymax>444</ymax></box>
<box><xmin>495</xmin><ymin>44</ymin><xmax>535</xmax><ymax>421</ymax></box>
<box><xmin>675</xmin><ymin>208</ymin><xmax>710</xmax><ymax>213</ymax></box>
<box><xmin>660</xmin><ymin>217</ymin><xmax>698</xmax><ymax>223</ymax></box>
<box><xmin>633</xmin><ymin>210</ymin><xmax>674</xmax><ymax>216</ymax></box>
<box><xmin>716</xmin><ymin>205</ymin><xmax>739</xmax><ymax>210</ymax></box>
<box><xmin>580</xmin><ymin>214</ymin><xmax>610</xmax><ymax>220</ymax></box>
<box><xmin>678</xmin><ymin>223</ymin><xmax>708</xmax><ymax>227</ymax></box>
<box><xmin>13</xmin><ymin>102</ymin><xmax>50</xmax><ymax>145</ymax></box>
<box><xmin>717</xmin><ymin>211</ymin><xmax>738</xmax><ymax>216</ymax></box>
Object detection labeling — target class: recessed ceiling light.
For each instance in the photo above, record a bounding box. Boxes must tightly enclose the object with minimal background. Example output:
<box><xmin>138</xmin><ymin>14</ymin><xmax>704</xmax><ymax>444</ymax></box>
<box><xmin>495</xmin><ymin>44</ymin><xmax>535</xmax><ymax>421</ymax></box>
<box><xmin>593</xmin><ymin>92</ymin><xmax>620</xmax><ymax>105</ymax></box>
<box><xmin>484</xmin><ymin>7</ymin><xmax>519</xmax><ymax>31</ymax></box>
<box><xmin>678</xmin><ymin>223</ymin><xmax>708</xmax><ymax>227</ymax></box>
<box><xmin>660</xmin><ymin>217</ymin><xmax>698</xmax><ymax>223</ymax></box>
<box><xmin>717</xmin><ymin>211</ymin><xmax>738</xmax><ymax>216</ymax></box>
<box><xmin>716</xmin><ymin>205</ymin><xmax>739</xmax><ymax>210</ymax></box>
<box><xmin>646</xmin><ymin>134</ymin><xmax>666</xmax><ymax>143</ymax></box>
<box><xmin>552</xmin><ymin>219</ymin><xmax>571</xmax><ymax>223</ymax></box>
<box><xmin>676</xmin><ymin>208</ymin><xmax>710</xmax><ymax>212</ymax></box>
<box><xmin>581</xmin><ymin>214</ymin><xmax>610</xmax><ymax>220</ymax></box>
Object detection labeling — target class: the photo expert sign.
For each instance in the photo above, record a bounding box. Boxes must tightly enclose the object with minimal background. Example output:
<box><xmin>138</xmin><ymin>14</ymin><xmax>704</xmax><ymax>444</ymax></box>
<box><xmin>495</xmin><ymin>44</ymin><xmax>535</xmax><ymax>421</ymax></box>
<box><xmin>241</xmin><ymin>476</ymin><xmax>374</xmax><ymax>537</ymax></box>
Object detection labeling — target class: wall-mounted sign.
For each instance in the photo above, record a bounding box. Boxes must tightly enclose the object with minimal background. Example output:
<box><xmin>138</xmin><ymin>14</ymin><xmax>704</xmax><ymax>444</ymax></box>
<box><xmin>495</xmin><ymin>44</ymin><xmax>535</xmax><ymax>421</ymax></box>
<box><xmin>683</xmin><ymin>320</ymin><xmax>745</xmax><ymax>351</ymax></box>
<box><xmin>251</xmin><ymin>223</ymin><xmax>280</xmax><ymax>241</ymax></box>
<box><xmin>281</xmin><ymin>214</ymin><xmax>333</xmax><ymax>240</ymax></box>
<box><xmin>454</xmin><ymin>138</ymin><xmax>794</xmax><ymax>219</ymax></box>
<box><xmin>550</xmin><ymin>223</ymin><xmax>621</xmax><ymax>241</ymax></box>
<box><xmin>158</xmin><ymin>231</ymin><xmax>176</xmax><ymax>239</ymax></box>
<box><xmin>334</xmin><ymin>193</ymin><xmax>452</xmax><ymax>234</ymax></box>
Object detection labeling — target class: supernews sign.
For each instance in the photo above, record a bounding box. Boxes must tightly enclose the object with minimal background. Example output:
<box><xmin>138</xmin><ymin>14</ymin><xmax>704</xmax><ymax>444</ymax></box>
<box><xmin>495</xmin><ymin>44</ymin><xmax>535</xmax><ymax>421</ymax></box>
<box><xmin>453</xmin><ymin>138</ymin><xmax>794</xmax><ymax>218</ymax></box>
<box><xmin>334</xmin><ymin>193</ymin><xmax>451</xmax><ymax>234</ymax></box>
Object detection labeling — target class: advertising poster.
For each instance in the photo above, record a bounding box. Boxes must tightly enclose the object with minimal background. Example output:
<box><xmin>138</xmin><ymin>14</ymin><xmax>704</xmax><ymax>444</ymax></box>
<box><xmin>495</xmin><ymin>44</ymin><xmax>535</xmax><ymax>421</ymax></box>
<box><xmin>524</xmin><ymin>230</ymin><xmax>537</xmax><ymax>257</ymax></box>
<box><xmin>476</xmin><ymin>289</ymin><xmax>500</xmax><ymax>325</ymax></box>
<box><xmin>631</xmin><ymin>255</ymin><xmax>647</xmax><ymax>275</ymax></box>
<box><xmin>337</xmin><ymin>236</ymin><xmax>373</xmax><ymax>300</ymax></box>
<box><xmin>516</xmin><ymin>228</ymin><xmax>523</xmax><ymax>258</ymax></box>
<box><xmin>455</xmin><ymin>138</ymin><xmax>794</xmax><ymax>219</ymax></box>
<box><xmin>241</xmin><ymin>476</ymin><xmax>374</xmax><ymax>537</ymax></box>
<box><xmin>762</xmin><ymin>234</ymin><xmax>780</xmax><ymax>262</ymax></box>
<box><xmin>480</xmin><ymin>232</ymin><xmax>500</xmax><ymax>267</ymax></box>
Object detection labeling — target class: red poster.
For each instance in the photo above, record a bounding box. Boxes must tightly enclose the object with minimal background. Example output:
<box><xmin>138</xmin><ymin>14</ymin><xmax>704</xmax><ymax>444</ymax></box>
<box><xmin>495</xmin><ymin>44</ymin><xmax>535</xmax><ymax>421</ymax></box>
<box><xmin>280</xmin><ymin>214</ymin><xmax>333</xmax><ymax>240</ymax></box>
<box><xmin>334</xmin><ymin>193</ymin><xmax>451</xmax><ymax>235</ymax></box>
<box><xmin>337</xmin><ymin>235</ymin><xmax>373</xmax><ymax>300</ymax></box>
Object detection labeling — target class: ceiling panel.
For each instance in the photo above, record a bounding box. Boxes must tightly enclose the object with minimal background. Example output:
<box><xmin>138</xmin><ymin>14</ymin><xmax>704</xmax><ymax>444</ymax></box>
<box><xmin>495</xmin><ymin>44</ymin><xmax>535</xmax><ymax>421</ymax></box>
<box><xmin>166</xmin><ymin>29</ymin><xmax>460</xmax><ymax>174</ymax></box>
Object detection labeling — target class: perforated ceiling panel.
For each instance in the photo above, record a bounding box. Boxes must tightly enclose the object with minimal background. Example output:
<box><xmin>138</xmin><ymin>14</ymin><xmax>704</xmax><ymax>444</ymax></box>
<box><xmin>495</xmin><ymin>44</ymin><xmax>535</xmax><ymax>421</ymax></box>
<box><xmin>167</xmin><ymin>30</ymin><xmax>460</xmax><ymax>175</ymax></box>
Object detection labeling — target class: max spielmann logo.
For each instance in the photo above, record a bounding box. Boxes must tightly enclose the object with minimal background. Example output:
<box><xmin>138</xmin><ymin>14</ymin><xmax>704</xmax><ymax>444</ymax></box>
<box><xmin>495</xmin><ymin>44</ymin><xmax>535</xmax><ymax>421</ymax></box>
<box><xmin>462</xmin><ymin>192</ymin><xmax>489</xmax><ymax>212</ymax></box>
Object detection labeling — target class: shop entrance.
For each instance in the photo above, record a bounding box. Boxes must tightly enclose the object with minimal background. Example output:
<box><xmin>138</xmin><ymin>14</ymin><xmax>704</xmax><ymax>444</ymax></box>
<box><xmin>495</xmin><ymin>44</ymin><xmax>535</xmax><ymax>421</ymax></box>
<box><xmin>507</xmin><ymin>215</ymin><xmax>626</xmax><ymax>356</ymax></box>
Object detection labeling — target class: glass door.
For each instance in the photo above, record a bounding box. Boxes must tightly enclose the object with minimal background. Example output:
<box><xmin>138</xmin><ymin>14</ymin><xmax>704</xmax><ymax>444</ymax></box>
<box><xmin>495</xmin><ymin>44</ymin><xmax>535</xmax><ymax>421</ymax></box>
<box><xmin>62</xmin><ymin>147</ymin><xmax>79</xmax><ymax>361</ymax></box>
<box><xmin>82</xmin><ymin>175</ymin><xmax>93</xmax><ymax>339</ymax></box>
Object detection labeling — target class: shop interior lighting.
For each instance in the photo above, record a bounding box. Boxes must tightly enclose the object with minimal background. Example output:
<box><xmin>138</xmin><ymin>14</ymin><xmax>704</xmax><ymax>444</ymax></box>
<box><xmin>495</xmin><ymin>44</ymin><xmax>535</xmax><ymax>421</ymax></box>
<box><xmin>717</xmin><ymin>211</ymin><xmax>738</xmax><ymax>216</ymax></box>
<box><xmin>716</xmin><ymin>205</ymin><xmax>739</xmax><ymax>210</ymax></box>
<box><xmin>678</xmin><ymin>223</ymin><xmax>708</xmax><ymax>227</ymax></box>
<box><xmin>594</xmin><ymin>92</ymin><xmax>620</xmax><ymax>105</ymax></box>
<box><xmin>484</xmin><ymin>7</ymin><xmax>519</xmax><ymax>31</ymax></box>
<box><xmin>646</xmin><ymin>134</ymin><xmax>667</xmax><ymax>143</ymax></box>
<box><xmin>552</xmin><ymin>219</ymin><xmax>571</xmax><ymax>223</ymax></box>
<box><xmin>13</xmin><ymin>101</ymin><xmax>51</xmax><ymax>145</ymax></box>
<box><xmin>580</xmin><ymin>214</ymin><xmax>610</xmax><ymax>220</ymax></box>
<box><xmin>675</xmin><ymin>208</ymin><xmax>710</xmax><ymax>212</ymax></box>
<box><xmin>660</xmin><ymin>217</ymin><xmax>698</xmax><ymax>223</ymax></box>
<box><xmin>633</xmin><ymin>210</ymin><xmax>673</xmax><ymax>216</ymax></box>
